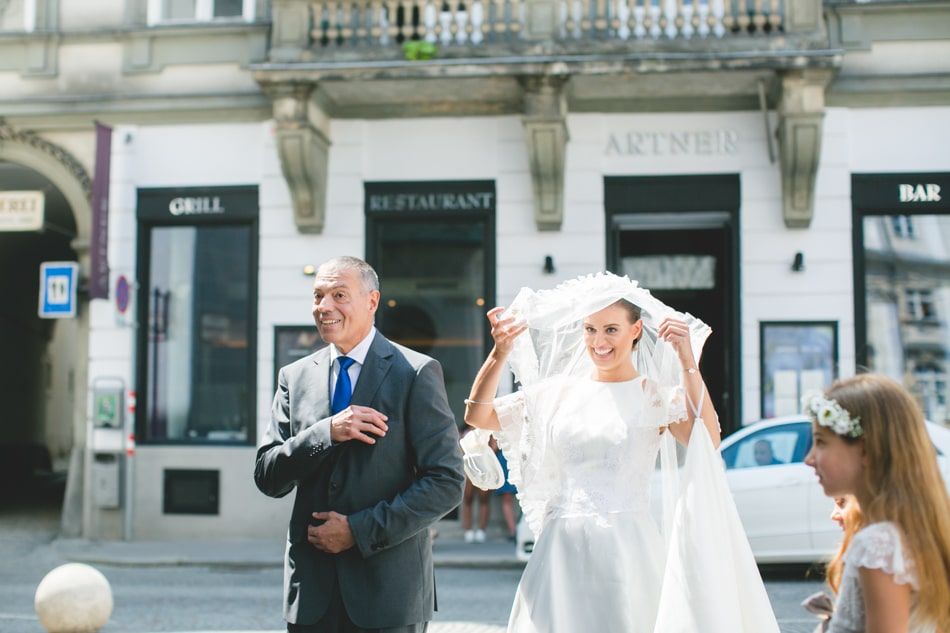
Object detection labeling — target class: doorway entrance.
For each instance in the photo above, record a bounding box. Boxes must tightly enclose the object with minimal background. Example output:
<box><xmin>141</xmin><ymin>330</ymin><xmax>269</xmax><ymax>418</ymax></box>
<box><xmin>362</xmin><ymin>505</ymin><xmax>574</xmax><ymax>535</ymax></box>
<box><xmin>364</xmin><ymin>180</ymin><xmax>495</xmax><ymax>429</ymax></box>
<box><xmin>605</xmin><ymin>175</ymin><xmax>740</xmax><ymax>435</ymax></box>
<box><xmin>0</xmin><ymin>160</ymin><xmax>78</xmax><ymax>509</ymax></box>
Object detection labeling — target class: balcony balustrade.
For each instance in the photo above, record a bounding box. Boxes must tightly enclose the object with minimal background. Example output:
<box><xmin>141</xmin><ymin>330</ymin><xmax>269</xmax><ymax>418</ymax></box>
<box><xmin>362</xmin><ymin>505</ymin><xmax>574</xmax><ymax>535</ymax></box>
<box><xmin>267</xmin><ymin>0</ymin><xmax>824</xmax><ymax>62</ymax></box>
<box><xmin>306</xmin><ymin>0</ymin><xmax>784</xmax><ymax>51</ymax></box>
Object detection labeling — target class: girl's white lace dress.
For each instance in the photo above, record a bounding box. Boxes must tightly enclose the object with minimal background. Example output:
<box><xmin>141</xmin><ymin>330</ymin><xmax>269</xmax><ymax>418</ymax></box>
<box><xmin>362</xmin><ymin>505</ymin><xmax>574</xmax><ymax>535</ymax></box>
<box><xmin>494</xmin><ymin>374</ymin><xmax>779</xmax><ymax>633</ymax></box>
<box><xmin>829</xmin><ymin>522</ymin><xmax>936</xmax><ymax>633</ymax></box>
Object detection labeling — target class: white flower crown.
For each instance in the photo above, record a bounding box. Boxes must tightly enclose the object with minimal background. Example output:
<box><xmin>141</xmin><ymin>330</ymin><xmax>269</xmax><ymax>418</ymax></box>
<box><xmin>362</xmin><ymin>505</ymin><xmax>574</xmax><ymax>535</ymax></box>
<box><xmin>802</xmin><ymin>391</ymin><xmax>864</xmax><ymax>438</ymax></box>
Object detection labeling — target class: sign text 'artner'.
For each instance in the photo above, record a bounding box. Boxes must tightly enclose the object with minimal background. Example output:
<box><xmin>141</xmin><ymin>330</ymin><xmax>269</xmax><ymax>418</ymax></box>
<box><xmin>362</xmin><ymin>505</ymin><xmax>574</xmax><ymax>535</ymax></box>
<box><xmin>606</xmin><ymin>129</ymin><xmax>739</xmax><ymax>156</ymax></box>
<box><xmin>899</xmin><ymin>183</ymin><xmax>942</xmax><ymax>203</ymax></box>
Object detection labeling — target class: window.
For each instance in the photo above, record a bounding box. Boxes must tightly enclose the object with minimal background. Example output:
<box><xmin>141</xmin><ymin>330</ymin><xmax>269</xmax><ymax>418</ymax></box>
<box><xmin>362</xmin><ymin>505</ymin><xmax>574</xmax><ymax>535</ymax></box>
<box><xmin>905</xmin><ymin>288</ymin><xmax>938</xmax><ymax>322</ymax></box>
<box><xmin>891</xmin><ymin>215</ymin><xmax>916</xmax><ymax>238</ymax></box>
<box><xmin>863</xmin><ymin>214</ymin><xmax>950</xmax><ymax>425</ymax></box>
<box><xmin>136</xmin><ymin>187</ymin><xmax>258</xmax><ymax>444</ymax></box>
<box><xmin>0</xmin><ymin>0</ymin><xmax>36</xmax><ymax>32</ymax></box>
<box><xmin>147</xmin><ymin>0</ymin><xmax>255</xmax><ymax>24</ymax></box>
<box><xmin>760</xmin><ymin>322</ymin><xmax>838</xmax><ymax>419</ymax></box>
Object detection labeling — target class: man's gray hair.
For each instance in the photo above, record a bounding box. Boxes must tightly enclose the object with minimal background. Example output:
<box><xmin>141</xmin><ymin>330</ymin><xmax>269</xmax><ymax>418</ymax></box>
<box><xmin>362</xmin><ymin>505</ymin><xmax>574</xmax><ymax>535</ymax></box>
<box><xmin>320</xmin><ymin>256</ymin><xmax>379</xmax><ymax>293</ymax></box>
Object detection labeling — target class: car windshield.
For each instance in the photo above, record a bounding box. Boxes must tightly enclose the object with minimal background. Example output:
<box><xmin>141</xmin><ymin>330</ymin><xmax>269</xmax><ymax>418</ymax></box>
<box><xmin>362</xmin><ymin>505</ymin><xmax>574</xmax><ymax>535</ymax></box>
<box><xmin>720</xmin><ymin>420</ymin><xmax>949</xmax><ymax>464</ymax></box>
<box><xmin>721</xmin><ymin>421</ymin><xmax>812</xmax><ymax>469</ymax></box>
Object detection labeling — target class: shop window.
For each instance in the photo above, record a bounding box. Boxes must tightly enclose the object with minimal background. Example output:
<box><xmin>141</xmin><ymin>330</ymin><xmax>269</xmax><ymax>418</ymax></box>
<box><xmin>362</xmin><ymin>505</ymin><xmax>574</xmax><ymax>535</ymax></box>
<box><xmin>862</xmin><ymin>213</ymin><xmax>950</xmax><ymax>425</ymax></box>
<box><xmin>759</xmin><ymin>322</ymin><xmax>838</xmax><ymax>419</ymax></box>
<box><xmin>136</xmin><ymin>187</ymin><xmax>258</xmax><ymax>445</ymax></box>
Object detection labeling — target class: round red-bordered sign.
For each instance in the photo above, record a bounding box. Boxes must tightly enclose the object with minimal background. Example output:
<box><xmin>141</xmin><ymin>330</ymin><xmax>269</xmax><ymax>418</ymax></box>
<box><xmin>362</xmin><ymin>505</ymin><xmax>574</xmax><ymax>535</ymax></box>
<box><xmin>116</xmin><ymin>275</ymin><xmax>130</xmax><ymax>314</ymax></box>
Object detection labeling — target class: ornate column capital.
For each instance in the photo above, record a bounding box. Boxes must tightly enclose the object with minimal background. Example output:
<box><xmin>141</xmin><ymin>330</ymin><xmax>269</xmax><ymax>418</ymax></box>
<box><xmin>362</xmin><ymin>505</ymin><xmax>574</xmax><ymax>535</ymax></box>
<box><xmin>520</xmin><ymin>72</ymin><xmax>570</xmax><ymax>231</ymax></box>
<box><xmin>262</xmin><ymin>83</ymin><xmax>331</xmax><ymax>234</ymax></box>
<box><xmin>777</xmin><ymin>69</ymin><xmax>835</xmax><ymax>228</ymax></box>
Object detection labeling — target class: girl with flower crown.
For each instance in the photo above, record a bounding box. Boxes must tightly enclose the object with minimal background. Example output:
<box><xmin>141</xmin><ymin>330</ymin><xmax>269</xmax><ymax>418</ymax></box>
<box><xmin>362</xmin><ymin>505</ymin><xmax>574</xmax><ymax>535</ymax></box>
<box><xmin>803</xmin><ymin>374</ymin><xmax>950</xmax><ymax>633</ymax></box>
<box><xmin>462</xmin><ymin>272</ymin><xmax>778</xmax><ymax>633</ymax></box>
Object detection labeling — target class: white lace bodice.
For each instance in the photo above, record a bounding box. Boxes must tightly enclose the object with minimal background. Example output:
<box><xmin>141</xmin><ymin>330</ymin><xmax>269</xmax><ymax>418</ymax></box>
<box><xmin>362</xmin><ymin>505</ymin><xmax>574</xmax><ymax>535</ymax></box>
<box><xmin>829</xmin><ymin>522</ymin><xmax>935</xmax><ymax>633</ymax></box>
<box><xmin>495</xmin><ymin>375</ymin><xmax>684</xmax><ymax>535</ymax></box>
<box><xmin>548</xmin><ymin>379</ymin><xmax>663</xmax><ymax>518</ymax></box>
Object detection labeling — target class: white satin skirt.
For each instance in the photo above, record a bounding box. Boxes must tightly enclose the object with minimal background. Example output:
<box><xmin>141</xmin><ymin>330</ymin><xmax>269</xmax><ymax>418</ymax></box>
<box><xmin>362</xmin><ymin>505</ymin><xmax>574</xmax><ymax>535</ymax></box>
<box><xmin>507</xmin><ymin>510</ymin><xmax>665</xmax><ymax>633</ymax></box>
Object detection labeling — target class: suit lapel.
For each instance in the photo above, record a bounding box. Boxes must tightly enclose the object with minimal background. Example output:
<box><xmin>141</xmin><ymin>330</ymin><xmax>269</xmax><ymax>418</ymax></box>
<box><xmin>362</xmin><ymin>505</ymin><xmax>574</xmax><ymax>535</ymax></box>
<box><xmin>312</xmin><ymin>348</ymin><xmax>332</xmax><ymax>417</ymax></box>
<box><xmin>352</xmin><ymin>334</ymin><xmax>394</xmax><ymax>406</ymax></box>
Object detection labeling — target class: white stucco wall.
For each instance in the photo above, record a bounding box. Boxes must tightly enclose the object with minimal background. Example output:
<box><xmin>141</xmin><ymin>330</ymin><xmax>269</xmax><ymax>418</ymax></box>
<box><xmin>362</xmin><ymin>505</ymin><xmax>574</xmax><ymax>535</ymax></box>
<box><xmin>84</xmin><ymin>104</ymin><xmax>950</xmax><ymax>539</ymax></box>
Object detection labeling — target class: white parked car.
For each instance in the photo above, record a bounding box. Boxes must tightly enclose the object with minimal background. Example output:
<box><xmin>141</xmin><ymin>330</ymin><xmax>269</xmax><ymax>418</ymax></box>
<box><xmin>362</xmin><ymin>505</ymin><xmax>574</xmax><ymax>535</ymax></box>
<box><xmin>514</xmin><ymin>416</ymin><xmax>950</xmax><ymax>564</ymax></box>
<box><xmin>719</xmin><ymin>415</ymin><xmax>950</xmax><ymax>563</ymax></box>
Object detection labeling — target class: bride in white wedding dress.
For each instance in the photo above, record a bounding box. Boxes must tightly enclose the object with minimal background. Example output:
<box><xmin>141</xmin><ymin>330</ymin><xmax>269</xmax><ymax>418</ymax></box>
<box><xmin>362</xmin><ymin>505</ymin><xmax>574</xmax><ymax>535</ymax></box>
<box><xmin>462</xmin><ymin>273</ymin><xmax>778</xmax><ymax>633</ymax></box>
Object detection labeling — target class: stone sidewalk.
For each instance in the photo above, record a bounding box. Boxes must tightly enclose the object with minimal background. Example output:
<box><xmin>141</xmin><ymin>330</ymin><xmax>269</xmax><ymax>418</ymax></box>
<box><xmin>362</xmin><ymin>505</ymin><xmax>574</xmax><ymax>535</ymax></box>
<box><xmin>51</xmin><ymin>520</ymin><xmax>518</xmax><ymax>633</ymax></box>
<box><xmin>53</xmin><ymin>521</ymin><xmax>523</xmax><ymax>570</ymax></box>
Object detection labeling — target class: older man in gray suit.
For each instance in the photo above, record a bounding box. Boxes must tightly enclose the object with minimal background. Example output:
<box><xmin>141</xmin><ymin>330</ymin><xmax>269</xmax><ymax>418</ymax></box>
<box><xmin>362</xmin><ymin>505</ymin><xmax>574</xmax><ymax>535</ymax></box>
<box><xmin>255</xmin><ymin>256</ymin><xmax>465</xmax><ymax>633</ymax></box>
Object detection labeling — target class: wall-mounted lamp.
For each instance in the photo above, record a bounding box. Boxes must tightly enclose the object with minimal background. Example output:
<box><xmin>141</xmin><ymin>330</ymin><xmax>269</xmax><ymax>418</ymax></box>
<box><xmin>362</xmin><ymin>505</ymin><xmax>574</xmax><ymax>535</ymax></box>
<box><xmin>543</xmin><ymin>255</ymin><xmax>556</xmax><ymax>275</ymax></box>
<box><xmin>303</xmin><ymin>264</ymin><xmax>316</xmax><ymax>276</ymax></box>
<box><xmin>791</xmin><ymin>252</ymin><xmax>805</xmax><ymax>273</ymax></box>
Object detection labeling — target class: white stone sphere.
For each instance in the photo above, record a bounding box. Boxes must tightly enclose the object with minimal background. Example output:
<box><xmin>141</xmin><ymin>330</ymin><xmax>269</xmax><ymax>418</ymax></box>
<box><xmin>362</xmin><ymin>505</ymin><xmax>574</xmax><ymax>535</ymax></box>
<box><xmin>34</xmin><ymin>563</ymin><xmax>113</xmax><ymax>633</ymax></box>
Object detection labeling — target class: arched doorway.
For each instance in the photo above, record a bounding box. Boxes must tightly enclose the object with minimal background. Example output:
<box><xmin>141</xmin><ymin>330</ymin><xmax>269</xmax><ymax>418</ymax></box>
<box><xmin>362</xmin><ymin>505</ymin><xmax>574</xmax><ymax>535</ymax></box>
<box><xmin>0</xmin><ymin>126</ymin><xmax>91</xmax><ymax>536</ymax></box>
<box><xmin>0</xmin><ymin>161</ymin><xmax>77</xmax><ymax>512</ymax></box>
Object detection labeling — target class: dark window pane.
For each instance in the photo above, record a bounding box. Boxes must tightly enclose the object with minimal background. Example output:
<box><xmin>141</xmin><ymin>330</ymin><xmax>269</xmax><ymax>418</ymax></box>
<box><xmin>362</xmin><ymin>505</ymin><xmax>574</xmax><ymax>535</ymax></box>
<box><xmin>145</xmin><ymin>225</ymin><xmax>251</xmax><ymax>442</ymax></box>
<box><xmin>373</xmin><ymin>220</ymin><xmax>488</xmax><ymax>425</ymax></box>
<box><xmin>214</xmin><ymin>0</ymin><xmax>243</xmax><ymax>17</ymax></box>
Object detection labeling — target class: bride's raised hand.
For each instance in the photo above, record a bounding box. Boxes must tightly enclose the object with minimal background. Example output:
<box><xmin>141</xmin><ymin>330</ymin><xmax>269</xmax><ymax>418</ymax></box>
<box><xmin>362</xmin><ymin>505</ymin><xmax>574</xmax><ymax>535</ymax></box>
<box><xmin>657</xmin><ymin>316</ymin><xmax>697</xmax><ymax>368</ymax></box>
<box><xmin>487</xmin><ymin>306</ymin><xmax>527</xmax><ymax>355</ymax></box>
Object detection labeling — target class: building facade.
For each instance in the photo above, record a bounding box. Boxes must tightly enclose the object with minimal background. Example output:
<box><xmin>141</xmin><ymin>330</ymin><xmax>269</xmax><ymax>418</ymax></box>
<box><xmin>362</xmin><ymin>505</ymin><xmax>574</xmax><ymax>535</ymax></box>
<box><xmin>1</xmin><ymin>0</ymin><xmax>948</xmax><ymax>540</ymax></box>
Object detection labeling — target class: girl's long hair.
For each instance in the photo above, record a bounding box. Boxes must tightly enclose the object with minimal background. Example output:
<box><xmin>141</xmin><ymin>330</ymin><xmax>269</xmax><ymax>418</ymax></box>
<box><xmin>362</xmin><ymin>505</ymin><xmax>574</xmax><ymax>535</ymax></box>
<box><xmin>828</xmin><ymin>374</ymin><xmax>950</xmax><ymax>629</ymax></box>
<box><xmin>826</xmin><ymin>495</ymin><xmax>863</xmax><ymax>595</ymax></box>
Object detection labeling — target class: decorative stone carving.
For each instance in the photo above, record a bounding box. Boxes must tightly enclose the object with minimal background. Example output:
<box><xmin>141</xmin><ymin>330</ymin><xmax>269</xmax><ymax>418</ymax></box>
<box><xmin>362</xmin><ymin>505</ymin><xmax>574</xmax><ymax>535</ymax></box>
<box><xmin>0</xmin><ymin>125</ymin><xmax>92</xmax><ymax>199</ymax></box>
<box><xmin>521</xmin><ymin>73</ymin><xmax>569</xmax><ymax>232</ymax></box>
<box><xmin>266</xmin><ymin>84</ymin><xmax>332</xmax><ymax>234</ymax></box>
<box><xmin>777</xmin><ymin>69</ymin><xmax>835</xmax><ymax>229</ymax></box>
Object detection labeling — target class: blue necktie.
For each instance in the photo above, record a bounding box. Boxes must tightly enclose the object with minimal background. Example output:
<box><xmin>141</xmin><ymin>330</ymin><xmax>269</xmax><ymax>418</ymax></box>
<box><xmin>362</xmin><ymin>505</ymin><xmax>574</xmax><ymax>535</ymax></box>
<box><xmin>332</xmin><ymin>356</ymin><xmax>355</xmax><ymax>414</ymax></box>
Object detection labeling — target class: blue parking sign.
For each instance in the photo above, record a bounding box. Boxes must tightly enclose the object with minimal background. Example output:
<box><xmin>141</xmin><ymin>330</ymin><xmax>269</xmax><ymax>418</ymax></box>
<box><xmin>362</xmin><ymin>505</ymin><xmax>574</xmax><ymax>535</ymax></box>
<box><xmin>39</xmin><ymin>261</ymin><xmax>80</xmax><ymax>318</ymax></box>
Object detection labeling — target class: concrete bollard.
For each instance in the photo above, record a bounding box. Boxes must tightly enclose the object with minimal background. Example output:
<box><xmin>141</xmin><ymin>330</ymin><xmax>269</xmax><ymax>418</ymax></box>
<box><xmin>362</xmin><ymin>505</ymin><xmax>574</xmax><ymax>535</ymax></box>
<box><xmin>34</xmin><ymin>563</ymin><xmax>114</xmax><ymax>633</ymax></box>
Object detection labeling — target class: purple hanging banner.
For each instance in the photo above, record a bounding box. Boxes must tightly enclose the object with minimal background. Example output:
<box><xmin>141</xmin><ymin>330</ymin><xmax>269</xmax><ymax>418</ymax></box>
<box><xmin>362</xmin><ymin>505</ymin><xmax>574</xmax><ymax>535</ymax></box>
<box><xmin>89</xmin><ymin>122</ymin><xmax>112</xmax><ymax>300</ymax></box>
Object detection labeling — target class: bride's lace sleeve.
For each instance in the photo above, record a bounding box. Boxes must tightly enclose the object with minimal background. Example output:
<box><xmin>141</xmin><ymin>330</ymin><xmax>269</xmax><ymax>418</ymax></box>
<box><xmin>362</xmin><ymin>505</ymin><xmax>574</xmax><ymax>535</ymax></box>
<box><xmin>844</xmin><ymin>522</ymin><xmax>918</xmax><ymax>589</ymax></box>
<box><xmin>641</xmin><ymin>379</ymin><xmax>688</xmax><ymax>427</ymax></box>
<box><xmin>493</xmin><ymin>382</ymin><xmax>560</xmax><ymax>538</ymax></box>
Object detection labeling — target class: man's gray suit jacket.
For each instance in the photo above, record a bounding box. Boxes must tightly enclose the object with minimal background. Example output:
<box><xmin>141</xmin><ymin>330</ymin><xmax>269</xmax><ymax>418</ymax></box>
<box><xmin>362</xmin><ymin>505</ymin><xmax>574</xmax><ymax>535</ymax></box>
<box><xmin>255</xmin><ymin>333</ymin><xmax>465</xmax><ymax>628</ymax></box>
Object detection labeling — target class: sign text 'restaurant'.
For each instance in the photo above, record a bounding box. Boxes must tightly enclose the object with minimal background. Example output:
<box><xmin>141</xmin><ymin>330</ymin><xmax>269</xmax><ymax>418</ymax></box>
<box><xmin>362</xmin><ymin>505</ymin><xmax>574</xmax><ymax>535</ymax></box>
<box><xmin>369</xmin><ymin>192</ymin><xmax>495</xmax><ymax>212</ymax></box>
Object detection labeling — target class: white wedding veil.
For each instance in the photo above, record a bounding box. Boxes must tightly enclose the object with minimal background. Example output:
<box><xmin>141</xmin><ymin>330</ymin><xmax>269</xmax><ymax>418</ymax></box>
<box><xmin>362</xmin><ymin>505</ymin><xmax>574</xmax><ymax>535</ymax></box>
<box><xmin>490</xmin><ymin>273</ymin><xmax>711</xmax><ymax>541</ymax></box>
<box><xmin>501</xmin><ymin>272</ymin><xmax>711</xmax><ymax>391</ymax></box>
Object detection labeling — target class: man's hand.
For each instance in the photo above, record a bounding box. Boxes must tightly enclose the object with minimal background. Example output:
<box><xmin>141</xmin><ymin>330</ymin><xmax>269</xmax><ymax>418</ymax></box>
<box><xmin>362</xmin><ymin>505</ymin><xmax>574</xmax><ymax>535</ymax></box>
<box><xmin>308</xmin><ymin>511</ymin><xmax>356</xmax><ymax>553</ymax></box>
<box><xmin>330</xmin><ymin>405</ymin><xmax>388</xmax><ymax>444</ymax></box>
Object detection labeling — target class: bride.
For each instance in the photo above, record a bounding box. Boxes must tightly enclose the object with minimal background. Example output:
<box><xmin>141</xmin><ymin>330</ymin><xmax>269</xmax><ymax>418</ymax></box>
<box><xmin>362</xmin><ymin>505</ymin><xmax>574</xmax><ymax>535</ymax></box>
<box><xmin>463</xmin><ymin>272</ymin><xmax>778</xmax><ymax>633</ymax></box>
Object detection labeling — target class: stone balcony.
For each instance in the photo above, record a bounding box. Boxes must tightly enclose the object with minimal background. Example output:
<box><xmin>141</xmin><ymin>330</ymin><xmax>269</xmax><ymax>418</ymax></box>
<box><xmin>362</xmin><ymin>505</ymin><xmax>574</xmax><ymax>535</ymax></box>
<box><xmin>250</xmin><ymin>0</ymin><xmax>839</xmax><ymax>232</ymax></box>
<box><xmin>256</xmin><ymin>0</ymin><xmax>836</xmax><ymax>115</ymax></box>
